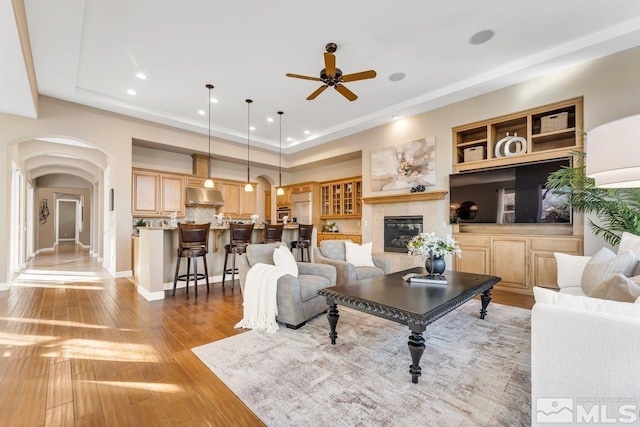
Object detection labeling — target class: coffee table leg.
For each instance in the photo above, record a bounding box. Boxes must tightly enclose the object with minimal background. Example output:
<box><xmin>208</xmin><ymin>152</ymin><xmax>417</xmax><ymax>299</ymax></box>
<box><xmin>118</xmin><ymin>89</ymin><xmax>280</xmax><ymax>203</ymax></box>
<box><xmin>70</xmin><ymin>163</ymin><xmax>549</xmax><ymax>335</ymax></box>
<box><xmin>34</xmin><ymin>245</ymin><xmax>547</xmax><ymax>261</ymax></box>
<box><xmin>327</xmin><ymin>302</ymin><xmax>339</xmax><ymax>345</ymax></box>
<box><xmin>480</xmin><ymin>287</ymin><xmax>492</xmax><ymax>319</ymax></box>
<box><xmin>408</xmin><ymin>330</ymin><xmax>425</xmax><ymax>384</ymax></box>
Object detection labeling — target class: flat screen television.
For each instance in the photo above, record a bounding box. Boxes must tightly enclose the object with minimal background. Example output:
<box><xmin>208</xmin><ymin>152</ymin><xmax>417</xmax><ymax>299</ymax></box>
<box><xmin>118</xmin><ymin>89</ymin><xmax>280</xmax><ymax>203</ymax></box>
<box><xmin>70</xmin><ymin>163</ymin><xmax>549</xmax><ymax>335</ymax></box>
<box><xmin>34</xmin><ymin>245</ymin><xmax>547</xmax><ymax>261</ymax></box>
<box><xmin>449</xmin><ymin>158</ymin><xmax>571</xmax><ymax>224</ymax></box>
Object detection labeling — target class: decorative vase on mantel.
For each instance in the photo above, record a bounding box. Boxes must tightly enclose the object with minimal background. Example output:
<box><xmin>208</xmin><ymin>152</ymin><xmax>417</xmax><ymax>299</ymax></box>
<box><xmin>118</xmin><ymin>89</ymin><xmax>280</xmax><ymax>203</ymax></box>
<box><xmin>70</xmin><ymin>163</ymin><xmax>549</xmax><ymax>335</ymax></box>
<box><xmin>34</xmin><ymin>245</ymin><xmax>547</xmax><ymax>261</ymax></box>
<box><xmin>425</xmin><ymin>254</ymin><xmax>446</xmax><ymax>276</ymax></box>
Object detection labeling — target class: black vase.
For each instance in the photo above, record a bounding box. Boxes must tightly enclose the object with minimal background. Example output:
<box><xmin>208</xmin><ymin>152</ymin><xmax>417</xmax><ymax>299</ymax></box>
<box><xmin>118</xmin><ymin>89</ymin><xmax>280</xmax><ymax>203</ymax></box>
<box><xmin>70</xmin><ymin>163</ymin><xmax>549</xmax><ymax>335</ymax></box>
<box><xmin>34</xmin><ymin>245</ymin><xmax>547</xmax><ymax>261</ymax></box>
<box><xmin>425</xmin><ymin>255</ymin><xmax>446</xmax><ymax>275</ymax></box>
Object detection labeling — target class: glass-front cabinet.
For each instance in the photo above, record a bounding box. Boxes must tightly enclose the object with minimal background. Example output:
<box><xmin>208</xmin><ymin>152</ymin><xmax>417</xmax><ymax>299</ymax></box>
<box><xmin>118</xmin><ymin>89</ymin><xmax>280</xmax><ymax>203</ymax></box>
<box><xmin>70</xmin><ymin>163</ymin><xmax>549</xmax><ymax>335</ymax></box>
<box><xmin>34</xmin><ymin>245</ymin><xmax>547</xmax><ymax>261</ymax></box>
<box><xmin>320</xmin><ymin>177</ymin><xmax>362</xmax><ymax>219</ymax></box>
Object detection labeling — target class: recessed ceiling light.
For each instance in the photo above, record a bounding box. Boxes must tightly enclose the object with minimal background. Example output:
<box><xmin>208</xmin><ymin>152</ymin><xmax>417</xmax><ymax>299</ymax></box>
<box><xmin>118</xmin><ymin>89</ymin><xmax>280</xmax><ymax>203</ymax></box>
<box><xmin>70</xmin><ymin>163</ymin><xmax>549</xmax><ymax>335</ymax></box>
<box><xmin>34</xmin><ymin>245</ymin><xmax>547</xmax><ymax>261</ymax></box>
<box><xmin>136</xmin><ymin>72</ymin><xmax>147</xmax><ymax>80</ymax></box>
<box><xmin>210</xmin><ymin>97</ymin><xmax>218</xmax><ymax>104</ymax></box>
<box><xmin>389</xmin><ymin>72</ymin><xmax>406</xmax><ymax>82</ymax></box>
<box><xmin>286</xmin><ymin>137</ymin><xmax>293</xmax><ymax>142</ymax></box>
<box><xmin>127</xmin><ymin>89</ymin><xmax>137</xmax><ymax>96</ymax></box>
<box><xmin>250</xmin><ymin>126</ymin><xmax>256</xmax><ymax>131</ymax></box>
<box><xmin>392</xmin><ymin>115</ymin><xmax>400</xmax><ymax>120</ymax></box>
<box><xmin>197</xmin><ymin>110</ymin><xmax>205</xmax><ymax>115</ymax></box>
<box><xmin>304</xmin><ymin>130</ymin><xmax>310</xmax><ymax>135</ymax></box>
<box><xmin>266</xmin><ymin>117</ymin><xmax>274</xmax><ymax>123</ymax></box>
<box><xmin>469</xmin><ymin>29</ymin><xmax>495</xmax><ymax>45</ymax></box>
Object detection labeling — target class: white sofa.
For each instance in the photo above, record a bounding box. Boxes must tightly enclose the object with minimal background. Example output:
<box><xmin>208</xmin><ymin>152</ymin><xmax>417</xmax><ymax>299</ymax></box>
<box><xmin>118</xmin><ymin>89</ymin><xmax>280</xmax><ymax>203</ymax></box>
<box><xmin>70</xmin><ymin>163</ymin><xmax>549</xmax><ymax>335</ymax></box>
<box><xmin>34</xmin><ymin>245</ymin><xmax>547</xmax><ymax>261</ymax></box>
<box><xmin>531</xmin><ymin>290</ymin><xmax>640</xmax><ymax>426</ymax></box>
<box><xmin>531</xmin><ymin>234</ymin><xmax>640</xmax><ymax>426</ymax></box>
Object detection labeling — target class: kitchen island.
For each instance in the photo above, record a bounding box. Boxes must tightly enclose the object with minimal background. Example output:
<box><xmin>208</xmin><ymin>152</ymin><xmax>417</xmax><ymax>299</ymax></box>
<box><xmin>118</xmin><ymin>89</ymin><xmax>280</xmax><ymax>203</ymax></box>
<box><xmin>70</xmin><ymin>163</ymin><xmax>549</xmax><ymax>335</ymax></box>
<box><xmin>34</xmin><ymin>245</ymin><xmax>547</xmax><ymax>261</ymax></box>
<box><xmin>133</xmin><ymin>223</ymin><xmax>314</xmax><ymax>301</ymax></box>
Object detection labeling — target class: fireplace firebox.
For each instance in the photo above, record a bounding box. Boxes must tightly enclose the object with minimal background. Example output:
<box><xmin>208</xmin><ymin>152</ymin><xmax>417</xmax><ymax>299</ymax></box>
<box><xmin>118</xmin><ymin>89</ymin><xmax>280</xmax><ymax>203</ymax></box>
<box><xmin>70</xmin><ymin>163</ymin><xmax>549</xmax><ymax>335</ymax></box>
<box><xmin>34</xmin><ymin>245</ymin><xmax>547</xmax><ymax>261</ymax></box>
<box><xmin>384</xmin><ymin>216</ymin><xmax>423</xmax><ymax>253</ymax></box>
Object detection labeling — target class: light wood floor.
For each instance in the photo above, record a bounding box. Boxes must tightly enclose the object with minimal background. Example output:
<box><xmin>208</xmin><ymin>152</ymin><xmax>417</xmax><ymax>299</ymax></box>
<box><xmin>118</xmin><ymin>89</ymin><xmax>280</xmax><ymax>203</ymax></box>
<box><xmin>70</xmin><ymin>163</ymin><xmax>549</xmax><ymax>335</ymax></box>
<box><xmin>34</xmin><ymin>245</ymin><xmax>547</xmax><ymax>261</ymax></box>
<box><xmin>0</xmin><ymin>244</ymin><xmax>533</xmax><ymax>426</ymax></box>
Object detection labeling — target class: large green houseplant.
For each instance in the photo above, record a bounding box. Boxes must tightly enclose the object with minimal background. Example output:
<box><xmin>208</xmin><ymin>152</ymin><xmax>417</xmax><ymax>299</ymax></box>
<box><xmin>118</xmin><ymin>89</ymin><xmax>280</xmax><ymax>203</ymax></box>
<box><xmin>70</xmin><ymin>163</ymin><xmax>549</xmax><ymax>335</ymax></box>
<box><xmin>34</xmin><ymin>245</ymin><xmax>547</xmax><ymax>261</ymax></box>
<box><xmin>546</xmin><ymin>150</ymin><xmax>640</xmax><ymax>246</ymax></box>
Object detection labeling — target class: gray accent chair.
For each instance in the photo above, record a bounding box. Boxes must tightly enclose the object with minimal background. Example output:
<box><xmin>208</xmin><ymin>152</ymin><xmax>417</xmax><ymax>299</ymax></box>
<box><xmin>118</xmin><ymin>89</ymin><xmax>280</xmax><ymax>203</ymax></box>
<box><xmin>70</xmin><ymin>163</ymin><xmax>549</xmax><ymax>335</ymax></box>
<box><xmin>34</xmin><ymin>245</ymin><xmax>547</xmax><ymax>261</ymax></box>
<box><xmin>313</xmin><ymin>240</ymin><xmax>390</xmax><ymax>286</ymax></box>
<box><xmin>237</xmin><ymin>242</ymin><xmax>336</xmax><ymax>329</ymax></box>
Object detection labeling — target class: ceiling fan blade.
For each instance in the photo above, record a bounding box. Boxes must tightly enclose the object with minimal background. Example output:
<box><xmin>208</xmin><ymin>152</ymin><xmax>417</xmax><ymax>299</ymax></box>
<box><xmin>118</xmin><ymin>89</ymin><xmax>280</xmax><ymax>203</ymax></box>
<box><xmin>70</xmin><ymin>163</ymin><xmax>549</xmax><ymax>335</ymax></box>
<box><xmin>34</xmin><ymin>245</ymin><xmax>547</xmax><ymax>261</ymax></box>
<box><xmin>324</xmin><ymin>52</ymin><xmax>336</xmax><ymax>76</ymax></box>
<box><xmin>286</xmin><ymin>73</ymin><xmax>322</xmax><ymax>82</ymax></box>
<box><xmin>341</xmin><ymin>70</ymin><xmax>377</xmax><ymax>82</ymax></box>
<box><xmin>335</xmin><ymin>84</ymin><xmax>358</xmax><ymax>101</ymax></box>
<box><xmin>307</xmin><ymin>85</ymin><xmax>328</xmax><ymax>100</ymax></box>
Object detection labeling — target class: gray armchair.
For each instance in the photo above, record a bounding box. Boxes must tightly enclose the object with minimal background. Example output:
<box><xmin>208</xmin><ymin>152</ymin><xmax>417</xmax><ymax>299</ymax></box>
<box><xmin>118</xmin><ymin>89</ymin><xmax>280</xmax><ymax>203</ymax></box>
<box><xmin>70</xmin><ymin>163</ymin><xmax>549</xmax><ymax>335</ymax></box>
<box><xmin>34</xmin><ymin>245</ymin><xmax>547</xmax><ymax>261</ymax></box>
<box><xmin>237</xmin><ymin>242</ymin><xmax>336</xmax><ymax>329</ymax></box>
<box><xmin>313</xmin><ymin>240</ymin><xmax>390</xmax><ymax>286</ymax></box>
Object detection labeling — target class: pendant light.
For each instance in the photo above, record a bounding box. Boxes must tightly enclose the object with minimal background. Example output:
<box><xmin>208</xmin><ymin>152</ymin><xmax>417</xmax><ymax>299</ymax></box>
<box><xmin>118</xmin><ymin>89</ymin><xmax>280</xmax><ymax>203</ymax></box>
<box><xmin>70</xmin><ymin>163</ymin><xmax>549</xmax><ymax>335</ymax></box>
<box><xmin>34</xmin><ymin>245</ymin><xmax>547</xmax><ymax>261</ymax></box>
<box><xmin>276</xmin><ymin>111</ymin><xmax>285</xmax><ymax>196</ymax></box>
<box><xmin>244</xmin><ymin>99</ymin><xmax>254</xmax><ymax>192</ymax></box>
<box><xmin>203</xmin><ymin>83</ymin><xmax>215</xmax><ymax>188</ymax></box>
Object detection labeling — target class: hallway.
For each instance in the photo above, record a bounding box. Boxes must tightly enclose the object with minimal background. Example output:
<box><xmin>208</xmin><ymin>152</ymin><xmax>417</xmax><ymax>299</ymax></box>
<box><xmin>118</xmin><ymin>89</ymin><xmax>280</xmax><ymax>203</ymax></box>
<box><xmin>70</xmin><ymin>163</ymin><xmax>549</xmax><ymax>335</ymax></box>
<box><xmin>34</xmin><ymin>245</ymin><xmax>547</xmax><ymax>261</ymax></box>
<box><xmin>0</xmin><ymin>244</ymin><xmax>261</xmax><ymax>426</ymax></box>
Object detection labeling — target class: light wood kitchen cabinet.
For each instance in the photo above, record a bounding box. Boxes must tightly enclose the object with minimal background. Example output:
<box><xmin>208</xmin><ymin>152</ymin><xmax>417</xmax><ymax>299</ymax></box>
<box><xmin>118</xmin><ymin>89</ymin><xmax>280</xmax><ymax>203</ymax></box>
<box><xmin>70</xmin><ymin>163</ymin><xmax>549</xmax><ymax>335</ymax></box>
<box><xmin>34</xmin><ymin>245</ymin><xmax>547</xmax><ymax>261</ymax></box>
<box><xmin>290</xmin><ymin>183</ymin><xmax>313</xmax><ymax>194</ymax></box>
<box><xmin>240</xmin><ymin>184</ymin><xmax>257</xmax><ymax>217</ymax></box>
<box><xmin>132</xmin><ymin>169</ymin><xmax>185</xmax><ymax>217</ymax></box>
<box><xmin>264</xmin><ymin>191</ymin><xmax>271</xmax><ymax>221</ymax></box>
<box><xmin>132</xmin><ymin>170</ymin><xmax>159</xmax><ymax>215</ymax></box>
<box><xmin>221</xmin><ymin>181</ymin><xmax>257</xmax><ymax>218</ymax></box>
<box><xmin>185</xmin><ymin>176</ymin><xmax>220</xmax><ymax>189</ymax></box>
<box><xmin>453</xmin><ymin>231</ymin><xmax>582</xmax><ymax>294</ymax></box>
<box><xmin>317</xmin><ymin>233</ymin><xmax>362</xmax><ymax>244</ymax></box>
<box><xmin>276</xmin><ymin>187</ymin><xmax>292</xmax><ymax>206</ymax></box>
<box><xmin>159</xmin><ymin>174</ymin><xmax>185</xmax><ymax>215</ymax></box>
<box><xmin>320</xmin><ymin>176</ymin><xmax>362</xmax><ymax>219</ymax></box>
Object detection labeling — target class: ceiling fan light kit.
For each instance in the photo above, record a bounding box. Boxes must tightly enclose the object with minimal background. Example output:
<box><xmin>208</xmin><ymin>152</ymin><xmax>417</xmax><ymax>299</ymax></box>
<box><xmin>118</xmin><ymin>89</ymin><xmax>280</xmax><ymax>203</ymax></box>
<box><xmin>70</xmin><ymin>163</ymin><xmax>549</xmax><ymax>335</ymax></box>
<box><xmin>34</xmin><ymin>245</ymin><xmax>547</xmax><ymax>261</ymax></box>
<box><xmin>286</xmin><ymin>42</ymin><xmax>377</xmax><ymax>101</ymax></box>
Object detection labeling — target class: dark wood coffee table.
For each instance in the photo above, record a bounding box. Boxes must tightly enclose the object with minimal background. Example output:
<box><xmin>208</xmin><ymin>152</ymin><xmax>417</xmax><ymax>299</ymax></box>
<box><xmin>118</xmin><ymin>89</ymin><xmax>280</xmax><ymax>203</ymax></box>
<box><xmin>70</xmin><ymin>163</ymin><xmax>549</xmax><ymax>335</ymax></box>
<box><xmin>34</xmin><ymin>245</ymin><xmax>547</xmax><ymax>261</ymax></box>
<box><xmin>317</xmin><ymin>267</ymin><xmax>501</xmax><ymax>383</ymax></box>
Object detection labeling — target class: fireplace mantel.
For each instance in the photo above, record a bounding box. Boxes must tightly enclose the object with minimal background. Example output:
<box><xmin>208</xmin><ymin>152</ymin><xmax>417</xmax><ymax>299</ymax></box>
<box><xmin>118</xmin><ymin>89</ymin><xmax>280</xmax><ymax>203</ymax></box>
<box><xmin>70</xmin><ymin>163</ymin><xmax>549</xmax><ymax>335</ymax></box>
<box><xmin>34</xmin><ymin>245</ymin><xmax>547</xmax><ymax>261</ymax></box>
<box><xmin>362</xmin><ymin>191</ymin><xmax>447</xmax><ymax>205</ymax></box>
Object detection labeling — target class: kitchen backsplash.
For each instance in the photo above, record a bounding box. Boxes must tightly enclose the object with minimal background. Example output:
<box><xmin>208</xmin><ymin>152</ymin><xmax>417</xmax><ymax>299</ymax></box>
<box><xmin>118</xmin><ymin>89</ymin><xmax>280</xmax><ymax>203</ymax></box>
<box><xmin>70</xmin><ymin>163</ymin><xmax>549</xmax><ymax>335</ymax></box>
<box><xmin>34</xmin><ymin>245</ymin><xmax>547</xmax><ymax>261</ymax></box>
<box><xmin>183</xmin><ymin>207</ymin><xmax>218</xmax><ymax>223</ymax></box>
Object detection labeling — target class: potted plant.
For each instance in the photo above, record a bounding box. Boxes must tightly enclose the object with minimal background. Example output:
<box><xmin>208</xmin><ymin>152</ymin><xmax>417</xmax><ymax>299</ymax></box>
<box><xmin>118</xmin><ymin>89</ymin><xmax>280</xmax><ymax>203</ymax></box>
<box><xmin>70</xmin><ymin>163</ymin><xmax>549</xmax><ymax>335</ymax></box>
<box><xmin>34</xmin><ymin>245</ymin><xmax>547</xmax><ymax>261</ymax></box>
<box><xmin>546</xmin><ymin>150</ymin><xmax>640</xmax><ymax>246</ymax></box>
<box><xmin>407</xmin><ymin>232</ymin><xmax>461</xmax><ymax>277</ymax></box>
<box><xmin>133</xmin><ymin>218</ymin><xmax>147</xmax><ymax>234</ymax></box>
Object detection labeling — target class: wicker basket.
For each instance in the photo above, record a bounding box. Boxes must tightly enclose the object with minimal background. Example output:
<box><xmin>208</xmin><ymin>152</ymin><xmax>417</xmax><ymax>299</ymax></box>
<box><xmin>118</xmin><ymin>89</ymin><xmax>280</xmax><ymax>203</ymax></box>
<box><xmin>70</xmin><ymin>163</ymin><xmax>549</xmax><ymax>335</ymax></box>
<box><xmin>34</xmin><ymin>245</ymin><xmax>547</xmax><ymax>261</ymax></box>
<box><xmin>463</xmin><ymin>146</ymin><xmax>485</xmax><ymax>162</ymax></box>
<box><xmin>541</xmin><ymin>112</ymin><xmax>568</xmax><ymax>133</ymax></box>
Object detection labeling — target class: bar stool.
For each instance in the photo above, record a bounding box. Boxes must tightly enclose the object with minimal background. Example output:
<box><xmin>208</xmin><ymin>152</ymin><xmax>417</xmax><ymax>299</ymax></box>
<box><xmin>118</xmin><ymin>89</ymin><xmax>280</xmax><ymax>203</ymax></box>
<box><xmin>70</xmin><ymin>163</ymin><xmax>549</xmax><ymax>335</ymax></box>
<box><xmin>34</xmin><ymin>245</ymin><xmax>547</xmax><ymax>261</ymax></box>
<box><xmin>172</xmin><ymin>222</ymin><xmax>210</xmax><ymax>297</ymax></box>
<box><xmin>222</xmin><ymin>223</ymin><xmax>254</xmax><ymax>289</ymax></box>
<box><xmin>291</xmin><ymin>224</ymin><xmax>314</xmax><ymax>262</ymax></box>
<box><xmin>263</xmin><ymin>223</ymin><xmax>284</xmax><ymax>243</ymax></box>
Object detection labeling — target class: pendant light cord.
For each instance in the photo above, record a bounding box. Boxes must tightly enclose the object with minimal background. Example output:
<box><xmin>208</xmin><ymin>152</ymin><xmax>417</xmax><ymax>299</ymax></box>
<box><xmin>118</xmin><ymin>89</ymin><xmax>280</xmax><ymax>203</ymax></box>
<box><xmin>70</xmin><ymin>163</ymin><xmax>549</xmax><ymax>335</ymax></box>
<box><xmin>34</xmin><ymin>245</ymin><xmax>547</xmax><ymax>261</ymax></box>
<box><xmin>278</xmin><ymin>111</ymin><xmax>283</xmax><ymax>188</ymax></box>
<box><xmin>208</xmin><ymin>86</ymin><xmax>211</xmax><ymax>178</ymax></box>
<box><xmin>246</xmin><ymin>99</ymin><xmax>253</xmax><ymax>184</ymax></box>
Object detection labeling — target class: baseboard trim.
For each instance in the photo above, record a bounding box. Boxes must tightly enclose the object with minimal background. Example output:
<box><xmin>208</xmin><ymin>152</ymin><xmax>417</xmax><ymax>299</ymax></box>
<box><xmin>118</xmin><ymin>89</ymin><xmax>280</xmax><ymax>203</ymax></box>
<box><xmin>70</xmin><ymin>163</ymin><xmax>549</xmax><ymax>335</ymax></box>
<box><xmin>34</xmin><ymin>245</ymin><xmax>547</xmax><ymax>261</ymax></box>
<box><xmin>136</xmin><ymin>285</ymin><xmax>165</xmax><ymax>302</ymax></box>
<box><xmin>115</xmin><ymin>270</ymin><xmax>133</xmax><ymax>278</ymax></box>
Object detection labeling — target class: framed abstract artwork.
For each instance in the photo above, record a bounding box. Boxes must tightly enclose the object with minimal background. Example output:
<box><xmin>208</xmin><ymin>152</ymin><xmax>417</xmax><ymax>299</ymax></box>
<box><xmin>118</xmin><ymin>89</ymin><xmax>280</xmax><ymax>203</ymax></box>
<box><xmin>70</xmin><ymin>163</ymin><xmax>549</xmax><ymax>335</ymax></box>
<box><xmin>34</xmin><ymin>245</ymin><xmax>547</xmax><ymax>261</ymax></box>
<box><xmin>371</xmin><ymin>137</ymin><xmax>436</xmax><ymax>191</ymax></box>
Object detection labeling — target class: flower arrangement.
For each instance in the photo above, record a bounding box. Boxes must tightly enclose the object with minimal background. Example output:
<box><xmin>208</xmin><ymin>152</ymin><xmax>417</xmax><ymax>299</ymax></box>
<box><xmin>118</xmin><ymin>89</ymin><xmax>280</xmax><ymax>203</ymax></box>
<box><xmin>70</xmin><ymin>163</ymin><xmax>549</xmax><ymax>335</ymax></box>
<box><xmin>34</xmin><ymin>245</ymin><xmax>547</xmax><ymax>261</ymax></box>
<box><xmin>407</xmin><ymin>232</ymin><xmax>462</xmax><ymax>259</ymax></box>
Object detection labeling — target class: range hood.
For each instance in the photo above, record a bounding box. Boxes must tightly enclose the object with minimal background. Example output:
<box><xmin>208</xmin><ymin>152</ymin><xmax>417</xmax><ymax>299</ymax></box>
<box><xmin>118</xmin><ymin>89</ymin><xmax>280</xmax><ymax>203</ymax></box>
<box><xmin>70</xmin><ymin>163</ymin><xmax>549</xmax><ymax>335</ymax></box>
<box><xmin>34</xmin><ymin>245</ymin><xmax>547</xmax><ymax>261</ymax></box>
<box><xmin>186</xmin><ymin>153</ymin><xmax>224</xmax><ymax>207</ymax></box>
<box><xmin>185</xmin><ymin>187</ymin><xmax>224</xmax><ymax>207</ymax></box>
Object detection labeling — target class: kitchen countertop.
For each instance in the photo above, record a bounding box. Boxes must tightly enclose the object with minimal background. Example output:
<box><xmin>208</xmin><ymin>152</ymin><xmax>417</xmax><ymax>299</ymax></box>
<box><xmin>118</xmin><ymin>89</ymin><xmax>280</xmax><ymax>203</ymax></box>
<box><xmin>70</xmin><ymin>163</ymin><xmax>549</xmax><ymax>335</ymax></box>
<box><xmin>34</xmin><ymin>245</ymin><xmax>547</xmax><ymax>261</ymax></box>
<box><xmin>318</xmin><ymin>231</ymin><xmax>362</xmax><ymax>235</ymax></box>
<box><xmin>136</xmin><ymin>224</ymin><xmax>300</xmax><ymax>232</ymax></box>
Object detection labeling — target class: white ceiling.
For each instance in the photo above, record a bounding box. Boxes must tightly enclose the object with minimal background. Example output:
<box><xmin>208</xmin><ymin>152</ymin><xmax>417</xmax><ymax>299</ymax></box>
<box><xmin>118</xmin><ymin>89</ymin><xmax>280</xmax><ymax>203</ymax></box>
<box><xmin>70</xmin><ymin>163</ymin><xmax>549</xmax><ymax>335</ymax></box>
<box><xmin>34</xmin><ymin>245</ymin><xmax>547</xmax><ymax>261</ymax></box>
<box><xmin>11</xmin><ymin>1</ymin><xmax>640</xmax><ymax>153</ymax></box>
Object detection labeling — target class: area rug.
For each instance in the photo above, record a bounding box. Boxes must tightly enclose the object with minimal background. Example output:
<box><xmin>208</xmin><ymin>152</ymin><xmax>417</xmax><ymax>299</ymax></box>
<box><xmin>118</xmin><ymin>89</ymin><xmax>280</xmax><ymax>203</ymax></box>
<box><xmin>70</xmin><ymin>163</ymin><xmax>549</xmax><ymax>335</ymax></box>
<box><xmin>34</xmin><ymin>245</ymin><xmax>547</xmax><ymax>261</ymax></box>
<box><xmin>192</xmin><ymin>300</ymin><xmax>531</xmax><ymax>426</ymax></box>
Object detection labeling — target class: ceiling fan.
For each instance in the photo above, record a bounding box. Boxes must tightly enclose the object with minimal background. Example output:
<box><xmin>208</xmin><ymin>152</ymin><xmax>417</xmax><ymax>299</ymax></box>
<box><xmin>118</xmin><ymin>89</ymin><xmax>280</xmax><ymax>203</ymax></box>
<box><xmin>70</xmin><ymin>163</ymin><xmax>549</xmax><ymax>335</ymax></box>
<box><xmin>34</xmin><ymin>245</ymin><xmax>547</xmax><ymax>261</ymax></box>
<box><xmin>286</xmin><ymin>42</ymin><xmax>377</xmax><ymax>101</ymax></box>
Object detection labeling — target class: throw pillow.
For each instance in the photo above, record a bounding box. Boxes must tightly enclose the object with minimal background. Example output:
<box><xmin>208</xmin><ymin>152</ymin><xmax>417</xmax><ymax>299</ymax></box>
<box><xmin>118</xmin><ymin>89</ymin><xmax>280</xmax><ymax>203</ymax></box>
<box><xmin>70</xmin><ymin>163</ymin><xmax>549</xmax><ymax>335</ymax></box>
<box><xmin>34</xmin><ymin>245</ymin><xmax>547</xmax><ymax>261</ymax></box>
<box><xmin>273</xmin><ymin>244</ymin><xmax>298</xmax><ymax>278</ymax></box>
<box><xmin>588</xmin><ymin>273</ymin><xmax>640</xmax><ymax>303</ymax></box>
<box><xmin>554</xmin><ymin>252</ymin><xmax>592</xmax><ymax>289</ymax></box>
<box><xmin>619</xmin><ymin>232</ymin><xmax>640</xmax><ymax>258</ymax></box>
<box><xmin>580</xmin><ymin>248</ymin><xmax>638</xmax><ymax>295</ymax></box>
<box><xmin>619</xmin><ymin>232</ymin><xmax>640</xmax><ymax>275</ymax></box>
<box><xmin>345</xmin><ymin>241</ymin><xmax>375</xmax><ymax>267</ymax></box>
<box><xmin>533</xmin><ymin>286</ymin><xmax>640</xmax><ymax>318</ymax></box>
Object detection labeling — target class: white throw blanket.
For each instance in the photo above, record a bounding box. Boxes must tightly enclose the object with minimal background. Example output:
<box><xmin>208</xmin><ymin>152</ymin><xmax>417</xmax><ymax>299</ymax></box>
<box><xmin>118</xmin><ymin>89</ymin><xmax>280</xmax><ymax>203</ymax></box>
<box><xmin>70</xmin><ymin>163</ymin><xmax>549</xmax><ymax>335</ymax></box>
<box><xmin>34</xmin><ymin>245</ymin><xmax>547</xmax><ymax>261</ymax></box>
<box><xmin>235</xmin><ymin>263</ymin><xmax>287</xmax><ymax>333</ymax></box>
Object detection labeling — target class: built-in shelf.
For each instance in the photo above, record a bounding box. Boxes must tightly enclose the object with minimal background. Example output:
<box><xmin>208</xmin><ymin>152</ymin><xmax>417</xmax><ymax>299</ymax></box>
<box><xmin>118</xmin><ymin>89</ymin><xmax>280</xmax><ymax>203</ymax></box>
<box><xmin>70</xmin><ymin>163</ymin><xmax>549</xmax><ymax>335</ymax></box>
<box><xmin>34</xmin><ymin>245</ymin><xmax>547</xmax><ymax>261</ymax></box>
<box><xmin>362</xmin><ymin>191</ymin><xmax>447</xmax><ymax>205</ymax></box>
